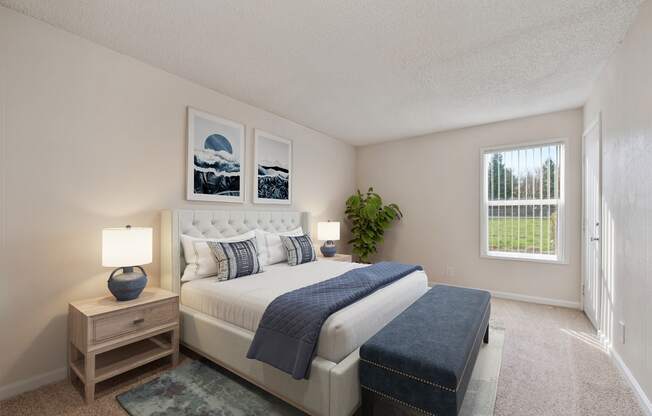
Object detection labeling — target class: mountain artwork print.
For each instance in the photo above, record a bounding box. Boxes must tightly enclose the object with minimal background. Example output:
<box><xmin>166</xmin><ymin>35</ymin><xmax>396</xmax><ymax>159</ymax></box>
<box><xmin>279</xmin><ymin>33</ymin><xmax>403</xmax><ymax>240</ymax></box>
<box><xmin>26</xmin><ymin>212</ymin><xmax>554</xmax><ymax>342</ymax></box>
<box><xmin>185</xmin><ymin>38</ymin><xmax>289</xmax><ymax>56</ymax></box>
<box><xmin>187</xmin><ymin>108</ymin><xmax>245</xmax><ymax>203</ymax></box>
<box><xmin>254</xmin><ymin>130</ymin><xmax>292</xmax><ymax>204</ymax></box>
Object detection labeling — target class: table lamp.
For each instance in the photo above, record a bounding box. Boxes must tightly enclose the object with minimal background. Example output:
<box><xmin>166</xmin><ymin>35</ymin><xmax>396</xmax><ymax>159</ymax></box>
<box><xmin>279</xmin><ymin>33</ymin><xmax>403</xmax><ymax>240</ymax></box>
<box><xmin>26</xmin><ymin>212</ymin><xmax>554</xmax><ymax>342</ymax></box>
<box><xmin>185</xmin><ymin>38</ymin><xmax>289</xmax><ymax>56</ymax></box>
<box><xmin>317</xmin><ymin>221</ymin><xmax>340</xmax><ymax>257</ymax></box>
<box><xmin>102</xmin><ymin>225</ymin><xmax>152</xmax><ymax>301</ymax></box>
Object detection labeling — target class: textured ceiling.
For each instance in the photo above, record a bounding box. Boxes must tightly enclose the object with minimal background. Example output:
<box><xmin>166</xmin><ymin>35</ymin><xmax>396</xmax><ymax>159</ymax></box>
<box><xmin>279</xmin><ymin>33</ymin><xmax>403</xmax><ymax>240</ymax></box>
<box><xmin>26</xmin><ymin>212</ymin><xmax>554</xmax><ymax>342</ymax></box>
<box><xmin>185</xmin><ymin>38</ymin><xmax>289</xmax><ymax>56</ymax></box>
<box><xmin>1</xmin><ymin>0</ymin><xmax>643</xmax><ymax>145</ymax></box>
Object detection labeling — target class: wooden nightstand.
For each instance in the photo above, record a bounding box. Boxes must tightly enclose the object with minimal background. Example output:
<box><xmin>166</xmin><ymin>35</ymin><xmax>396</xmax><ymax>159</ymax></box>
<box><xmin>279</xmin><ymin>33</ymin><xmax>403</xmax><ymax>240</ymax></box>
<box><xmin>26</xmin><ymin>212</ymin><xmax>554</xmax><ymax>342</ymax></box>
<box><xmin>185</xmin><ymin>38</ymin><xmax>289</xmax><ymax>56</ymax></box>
<box><xmin>318</xmin><ymin>253</ymin><xmax>353</xmax><ymax>262</ymax></box>
<box><xmin>68</xmin><ymin>287</ymin><xmax>179</xmax><ymax>403</ymax></box>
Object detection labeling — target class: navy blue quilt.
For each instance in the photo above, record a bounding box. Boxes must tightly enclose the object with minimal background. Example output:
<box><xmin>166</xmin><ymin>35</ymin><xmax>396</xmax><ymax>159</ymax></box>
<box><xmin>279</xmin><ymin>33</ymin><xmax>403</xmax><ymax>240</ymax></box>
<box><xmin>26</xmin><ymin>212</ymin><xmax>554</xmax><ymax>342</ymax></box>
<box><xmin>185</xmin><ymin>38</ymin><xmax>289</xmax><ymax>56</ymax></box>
<box><xmin>246</xmin><ymin>261</ymin><xmax>423</xmax><ymax>379</ymax></box>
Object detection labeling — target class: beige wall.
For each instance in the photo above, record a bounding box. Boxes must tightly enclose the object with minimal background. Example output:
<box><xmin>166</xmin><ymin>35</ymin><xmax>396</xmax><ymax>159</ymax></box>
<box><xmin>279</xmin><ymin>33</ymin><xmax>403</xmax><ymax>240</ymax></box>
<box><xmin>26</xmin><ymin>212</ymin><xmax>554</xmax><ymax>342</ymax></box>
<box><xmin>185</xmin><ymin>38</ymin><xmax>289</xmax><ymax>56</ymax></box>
<box><xmin>584</xmin><ymin>0</ymin><xmax>652</xmax><ymax>403</ymax></box>
<box><xmin>0</xmin><ymin>7</ymin><xmax>355</xmax><ymax>391</ymax></box>
<box><xmin>357</xmin><ymin>109</ymin><xmax>582</xmax><ymax>305</ymax></box>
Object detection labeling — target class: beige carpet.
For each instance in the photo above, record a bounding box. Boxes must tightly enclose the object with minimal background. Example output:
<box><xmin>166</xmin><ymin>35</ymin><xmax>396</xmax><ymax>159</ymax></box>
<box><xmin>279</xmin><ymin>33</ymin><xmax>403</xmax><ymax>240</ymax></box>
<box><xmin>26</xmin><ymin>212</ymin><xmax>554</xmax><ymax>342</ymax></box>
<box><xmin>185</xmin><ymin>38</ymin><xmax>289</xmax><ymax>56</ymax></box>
<box><xmin>0</xmin><ymin>298</ymin><xmax>645</xmax><ymax>416</ymax></box>
<box><xmin>491</xmin><ymin>299</ymin><xmax>644</xmax><ymax>416</ymax></box>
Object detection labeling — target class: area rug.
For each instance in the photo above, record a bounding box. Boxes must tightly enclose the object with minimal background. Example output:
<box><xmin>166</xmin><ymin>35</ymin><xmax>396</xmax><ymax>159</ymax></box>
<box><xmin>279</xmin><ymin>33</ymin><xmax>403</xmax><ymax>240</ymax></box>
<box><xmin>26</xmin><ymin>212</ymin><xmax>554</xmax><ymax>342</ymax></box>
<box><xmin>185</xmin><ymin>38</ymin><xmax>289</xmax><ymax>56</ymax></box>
<box><xmin>459</xmin><ymin>320</ymin><xmax>505</xmax><ymax>416</ymax></box>
<box><xmin>116</xmin><ymin>359</ymin><xmax>304</xmax><ymax>416</ymax></box>
<box><xmin>117</xmin><ymin>322</ymin><xmax>505</xmax><ymax>416</ymax></box>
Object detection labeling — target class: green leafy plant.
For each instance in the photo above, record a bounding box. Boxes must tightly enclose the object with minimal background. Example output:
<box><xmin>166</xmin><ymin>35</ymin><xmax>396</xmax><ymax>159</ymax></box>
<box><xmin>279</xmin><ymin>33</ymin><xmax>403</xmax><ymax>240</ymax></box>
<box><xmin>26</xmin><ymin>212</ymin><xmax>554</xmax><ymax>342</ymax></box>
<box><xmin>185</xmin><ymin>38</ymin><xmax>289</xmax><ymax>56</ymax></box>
<box><xmin>345</xmin><ymin>187</ymin><xmax>403</xmax><ymax>263</ymax></box>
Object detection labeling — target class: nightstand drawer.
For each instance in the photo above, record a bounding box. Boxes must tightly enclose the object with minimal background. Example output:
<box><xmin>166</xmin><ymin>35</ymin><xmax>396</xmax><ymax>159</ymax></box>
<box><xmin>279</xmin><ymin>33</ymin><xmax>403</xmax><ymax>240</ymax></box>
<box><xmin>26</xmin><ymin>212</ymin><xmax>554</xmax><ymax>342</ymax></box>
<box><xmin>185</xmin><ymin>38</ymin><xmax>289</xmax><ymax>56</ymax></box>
<box><xmin>92</xmin><ymin>299</ymin><xmax>177</xmax><ymax>343</ymax></box>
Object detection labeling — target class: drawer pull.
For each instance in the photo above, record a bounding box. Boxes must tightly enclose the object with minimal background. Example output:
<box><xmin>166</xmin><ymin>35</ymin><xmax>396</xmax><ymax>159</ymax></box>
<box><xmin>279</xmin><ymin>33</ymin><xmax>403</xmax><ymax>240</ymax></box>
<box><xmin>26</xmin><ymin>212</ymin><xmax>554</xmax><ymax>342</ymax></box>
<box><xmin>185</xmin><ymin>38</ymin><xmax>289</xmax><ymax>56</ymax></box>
<box><xmin>133</xmin><ymin>318</ymin><xmax>145</xmax><ymax>325</ymax></box>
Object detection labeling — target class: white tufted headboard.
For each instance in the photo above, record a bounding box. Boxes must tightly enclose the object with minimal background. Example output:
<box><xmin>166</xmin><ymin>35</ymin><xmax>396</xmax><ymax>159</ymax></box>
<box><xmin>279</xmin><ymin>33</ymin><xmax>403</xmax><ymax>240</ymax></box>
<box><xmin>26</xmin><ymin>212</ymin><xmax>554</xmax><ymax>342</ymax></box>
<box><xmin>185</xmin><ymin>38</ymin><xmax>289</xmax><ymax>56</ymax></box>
<box><xmin>160</xmin><ymin>209</ymin><xmax>311</xmax><ymax>294</ymax></box>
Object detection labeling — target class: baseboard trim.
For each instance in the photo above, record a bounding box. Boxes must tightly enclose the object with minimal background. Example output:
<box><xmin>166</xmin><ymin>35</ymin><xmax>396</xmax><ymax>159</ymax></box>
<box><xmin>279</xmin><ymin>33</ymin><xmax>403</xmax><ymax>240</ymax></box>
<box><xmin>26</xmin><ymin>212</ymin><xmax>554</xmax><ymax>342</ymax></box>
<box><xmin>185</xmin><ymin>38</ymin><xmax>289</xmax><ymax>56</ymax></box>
<box><xmin>0</xmin><ymin>367</ymin><xmax>67</xmax><ymax>401</ymax></box>
<box><xmin>428</xmin><ymin>281</ymin><xmax>581</xmax><ymax>309</ymax></box>
<box><xmin>610</xmin><ymin>348</ymin><xmax>652</xmax><ymax>416</ymax></box>
<box><xmin>489</xmin><ymin>289</ymin><xmax>581</xmax><ymax>309</ymax></box>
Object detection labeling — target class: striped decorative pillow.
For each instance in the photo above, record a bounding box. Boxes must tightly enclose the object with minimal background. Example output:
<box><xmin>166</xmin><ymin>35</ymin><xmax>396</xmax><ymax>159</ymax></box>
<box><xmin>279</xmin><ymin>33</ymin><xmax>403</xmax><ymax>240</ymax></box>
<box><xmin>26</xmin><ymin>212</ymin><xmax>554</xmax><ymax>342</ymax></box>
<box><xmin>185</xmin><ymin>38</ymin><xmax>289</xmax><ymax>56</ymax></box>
<box><xmin>207</xmin><ymin>238</ymin><xmax>262</xmax><ymax>281</ymax></box>
<box><xmin>280</xmin><ymin>234</ymin><xmax>316</xmax><ymax>266</ymax></box>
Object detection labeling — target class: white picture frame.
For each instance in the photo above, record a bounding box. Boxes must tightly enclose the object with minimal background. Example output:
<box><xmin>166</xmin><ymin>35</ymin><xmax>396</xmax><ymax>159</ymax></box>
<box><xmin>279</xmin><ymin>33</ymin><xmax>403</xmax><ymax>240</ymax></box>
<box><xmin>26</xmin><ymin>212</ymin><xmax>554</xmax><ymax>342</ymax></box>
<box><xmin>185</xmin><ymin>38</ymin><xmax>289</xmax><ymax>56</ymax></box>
<box><xmin>253</xmin><ymin>129</ymin><xmax>292</xmax><ymax>205</ymax></box>
<box><xmin>187</xmin><ymin>107</ymin><xmax>245</xmax><ymax>203</ymax></box>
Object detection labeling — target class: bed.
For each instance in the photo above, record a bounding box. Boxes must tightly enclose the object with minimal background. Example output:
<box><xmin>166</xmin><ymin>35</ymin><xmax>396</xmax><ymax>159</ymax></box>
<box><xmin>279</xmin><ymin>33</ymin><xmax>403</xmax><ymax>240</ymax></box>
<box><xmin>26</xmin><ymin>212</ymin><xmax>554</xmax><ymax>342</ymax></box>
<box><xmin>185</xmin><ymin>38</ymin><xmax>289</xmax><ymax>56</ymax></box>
<box><xmin>160</xmin><ymin>209</ymin><xmax>428</xmax><ymax>416</ymax></box>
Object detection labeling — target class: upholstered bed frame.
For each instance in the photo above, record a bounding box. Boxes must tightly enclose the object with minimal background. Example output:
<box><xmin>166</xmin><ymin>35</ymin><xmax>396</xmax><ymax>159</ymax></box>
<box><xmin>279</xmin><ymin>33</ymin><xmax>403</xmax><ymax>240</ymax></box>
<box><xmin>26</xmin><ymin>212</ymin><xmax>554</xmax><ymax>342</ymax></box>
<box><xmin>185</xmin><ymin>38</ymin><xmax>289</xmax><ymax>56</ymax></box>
<box><xmin>160</xmin><ymin>209</ymin><xmax>361</xmax><ymax>416</ymax></box>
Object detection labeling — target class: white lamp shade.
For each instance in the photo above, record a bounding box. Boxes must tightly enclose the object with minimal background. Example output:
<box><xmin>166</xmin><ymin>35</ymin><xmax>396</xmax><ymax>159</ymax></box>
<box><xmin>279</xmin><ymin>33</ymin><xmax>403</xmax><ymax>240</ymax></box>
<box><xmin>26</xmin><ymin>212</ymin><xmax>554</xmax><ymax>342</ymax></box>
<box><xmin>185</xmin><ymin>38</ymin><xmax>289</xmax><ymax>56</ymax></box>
<box><xmin>317</xmin><ymin>222</ymin><xmax>340</xmax><ymax>241</ymax></box>
<box><xmin>102</xmin><ymin>227</ymin><xmax>153</xmax><ymax>267</ymax></box>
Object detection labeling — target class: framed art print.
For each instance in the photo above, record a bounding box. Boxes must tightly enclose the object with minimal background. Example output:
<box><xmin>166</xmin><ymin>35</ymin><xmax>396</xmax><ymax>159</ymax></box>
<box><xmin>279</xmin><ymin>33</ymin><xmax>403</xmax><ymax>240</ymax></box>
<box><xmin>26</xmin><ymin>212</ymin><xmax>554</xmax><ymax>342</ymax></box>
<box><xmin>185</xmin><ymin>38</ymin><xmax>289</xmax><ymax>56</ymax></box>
<box><xmin>187</xmin><ymin>107</ymin><xmax>245</xmax><ymax>203</ymax></box>
<box><xmin>254</xmin><ymin>129</ymin><xmax>292</xmax><ymax>205</ymax></box>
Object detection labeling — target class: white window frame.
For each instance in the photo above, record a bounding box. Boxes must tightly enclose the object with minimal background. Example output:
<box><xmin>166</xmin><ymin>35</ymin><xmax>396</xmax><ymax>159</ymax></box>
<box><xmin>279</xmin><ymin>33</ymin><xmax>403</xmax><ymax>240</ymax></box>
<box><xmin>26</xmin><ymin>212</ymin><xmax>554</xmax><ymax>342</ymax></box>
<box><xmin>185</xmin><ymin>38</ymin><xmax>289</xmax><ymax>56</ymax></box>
<box><xmin>479</xmin><ymin>138</ymin><xmax>567</xmax><ymax>264</ymax></box>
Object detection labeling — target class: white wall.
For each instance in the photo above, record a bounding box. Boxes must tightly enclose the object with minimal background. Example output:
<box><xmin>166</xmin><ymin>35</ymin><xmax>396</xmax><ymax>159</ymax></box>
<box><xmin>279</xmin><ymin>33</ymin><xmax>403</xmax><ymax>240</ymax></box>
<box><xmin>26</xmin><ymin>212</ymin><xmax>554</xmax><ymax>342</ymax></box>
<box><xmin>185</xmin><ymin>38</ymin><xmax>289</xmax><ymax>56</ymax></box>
<box><xmin>357</xmin><ymin>109</ymin><xmax>582</xmax><ymax>305</ymax></box>
<box><xmin>584</xmin><ymin>0</ymin><xmax>652</xmax><ymax>406</ymax></box>
<box><xmin>0</xmin><ymin>6</ymin><xmax>356</xmax><ymax>393</ymax></box>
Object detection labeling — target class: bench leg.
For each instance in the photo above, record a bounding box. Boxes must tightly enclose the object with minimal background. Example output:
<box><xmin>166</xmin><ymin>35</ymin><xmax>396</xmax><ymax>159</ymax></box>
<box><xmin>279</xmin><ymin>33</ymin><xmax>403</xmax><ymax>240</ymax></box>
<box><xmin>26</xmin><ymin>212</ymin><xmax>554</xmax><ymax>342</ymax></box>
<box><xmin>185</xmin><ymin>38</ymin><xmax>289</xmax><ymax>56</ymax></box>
<box><xmin>483</xmin><ymin>325</ymin><xmax>489</xmax><ymax>344</ymax></box>
<box><xmin>361</xmin><ymin>388</ymin><xmax>374</xmax><ymax>416</ymax></box>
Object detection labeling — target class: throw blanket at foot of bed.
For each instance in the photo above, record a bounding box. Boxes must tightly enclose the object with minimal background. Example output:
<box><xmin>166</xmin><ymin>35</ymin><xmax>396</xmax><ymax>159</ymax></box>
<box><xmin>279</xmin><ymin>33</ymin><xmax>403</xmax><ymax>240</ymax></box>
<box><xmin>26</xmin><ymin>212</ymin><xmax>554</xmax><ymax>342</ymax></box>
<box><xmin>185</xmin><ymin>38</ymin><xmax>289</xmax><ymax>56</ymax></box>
<box><xmin>246</xmin><ymin>262</ymin><xmax>423</xmax><ymax>380</ymax></box>
<box><xmin>359</xmin><ymin>285</ymin><xmax>491</xmax><ymax>416</ymax></box>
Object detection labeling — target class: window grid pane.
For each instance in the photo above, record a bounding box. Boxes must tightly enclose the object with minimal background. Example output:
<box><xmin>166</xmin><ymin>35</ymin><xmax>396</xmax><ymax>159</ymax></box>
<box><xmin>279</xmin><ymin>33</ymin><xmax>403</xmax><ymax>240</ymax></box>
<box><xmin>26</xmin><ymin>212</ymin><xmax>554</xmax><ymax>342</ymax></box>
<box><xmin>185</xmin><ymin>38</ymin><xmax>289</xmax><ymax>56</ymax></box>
<box><xmin>485</xmin><ymin>143</ymin><xmax>562</xmax><ymax>258</ymax></box>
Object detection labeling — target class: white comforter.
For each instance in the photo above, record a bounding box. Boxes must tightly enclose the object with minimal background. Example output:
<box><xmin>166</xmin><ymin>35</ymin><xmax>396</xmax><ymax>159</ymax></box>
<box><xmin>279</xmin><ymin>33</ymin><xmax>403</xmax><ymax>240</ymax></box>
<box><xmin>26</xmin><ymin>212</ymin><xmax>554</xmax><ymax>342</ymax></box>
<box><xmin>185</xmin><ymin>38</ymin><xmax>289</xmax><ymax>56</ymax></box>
<box><xmin>181</xmin><ymin>259</ymin><xmax>428</xmax><ymax>363</ymax></box>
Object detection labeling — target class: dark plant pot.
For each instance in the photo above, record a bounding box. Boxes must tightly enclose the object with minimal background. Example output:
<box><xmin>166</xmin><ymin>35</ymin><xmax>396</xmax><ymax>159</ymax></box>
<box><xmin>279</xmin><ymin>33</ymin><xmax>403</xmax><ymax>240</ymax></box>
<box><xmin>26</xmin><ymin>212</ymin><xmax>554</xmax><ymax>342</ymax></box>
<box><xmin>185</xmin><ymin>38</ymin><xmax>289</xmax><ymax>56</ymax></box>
<box><xmin>108</xmin><ymin>266</ymin><xmax>148</xmax><ymax>301</ymax></box>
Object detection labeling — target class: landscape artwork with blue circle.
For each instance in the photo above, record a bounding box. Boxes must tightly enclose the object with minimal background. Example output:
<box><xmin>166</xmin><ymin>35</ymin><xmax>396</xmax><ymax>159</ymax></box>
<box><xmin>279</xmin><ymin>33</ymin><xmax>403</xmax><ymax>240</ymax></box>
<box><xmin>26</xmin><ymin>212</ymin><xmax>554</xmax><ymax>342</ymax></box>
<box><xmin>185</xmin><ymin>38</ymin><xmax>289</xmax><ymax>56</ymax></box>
<box><xmin>187</xmin><ymin>108</ymin><xmax>245</xmax><ymax>203</ymax></box>
<box><xmin>254</xmin><ymin>129</ymin><xmax>292</xmax><ymax>205</ymax></box>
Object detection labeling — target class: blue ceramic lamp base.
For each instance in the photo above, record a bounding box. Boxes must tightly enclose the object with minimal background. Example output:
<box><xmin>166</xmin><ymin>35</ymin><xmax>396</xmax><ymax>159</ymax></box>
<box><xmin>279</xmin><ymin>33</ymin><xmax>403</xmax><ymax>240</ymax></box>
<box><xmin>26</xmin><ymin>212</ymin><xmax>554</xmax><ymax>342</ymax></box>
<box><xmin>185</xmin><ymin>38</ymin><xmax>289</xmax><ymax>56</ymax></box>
<box><xmin>108</xmin><ymin>266</ymin><xmax>148</xmax><ymax>301</ymax></box>
<box><xmin>320</xmin><ymin>241</ymin><xmax>337</xmax><ymax>257</ymax></box>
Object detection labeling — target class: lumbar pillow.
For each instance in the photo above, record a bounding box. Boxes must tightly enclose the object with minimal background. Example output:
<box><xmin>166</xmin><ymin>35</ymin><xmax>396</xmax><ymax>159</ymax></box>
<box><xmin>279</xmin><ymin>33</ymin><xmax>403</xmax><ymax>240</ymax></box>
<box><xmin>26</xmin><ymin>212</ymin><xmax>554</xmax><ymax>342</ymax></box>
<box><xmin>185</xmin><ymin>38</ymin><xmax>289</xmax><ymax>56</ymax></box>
<box><xmin>207</xmin><ymin>238</ymin><xmax>262</xmax><ymax>281</ymax></box>
<box><xmin>280</xmin><ymin>234</ymin><xmax>317</xmax><ymax>266</ymax></box>
<box><xmin>255</xmin><ymin>227</ymin><xmax>303</xmax><ymax>265</ymax></box>
<box><xmin>181</xmin><ymin>231</ymin><xmax>255</xmax><ymax>281</ymax></box>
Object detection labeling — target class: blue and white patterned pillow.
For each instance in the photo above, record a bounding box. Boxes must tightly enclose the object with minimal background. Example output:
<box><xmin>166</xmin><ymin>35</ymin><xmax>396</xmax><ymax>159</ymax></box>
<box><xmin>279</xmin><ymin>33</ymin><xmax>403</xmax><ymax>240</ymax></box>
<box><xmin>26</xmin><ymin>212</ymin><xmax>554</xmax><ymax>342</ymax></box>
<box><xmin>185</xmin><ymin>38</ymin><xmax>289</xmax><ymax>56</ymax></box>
<box><xmin>207</xmin><ymin>238</ymin><xmax>262</xmax><ymax>281</ymax></box>
<box><xmin>280</xmin><ymin>234</ymin><xmax>316</xmax><ymax>266</ymax></box>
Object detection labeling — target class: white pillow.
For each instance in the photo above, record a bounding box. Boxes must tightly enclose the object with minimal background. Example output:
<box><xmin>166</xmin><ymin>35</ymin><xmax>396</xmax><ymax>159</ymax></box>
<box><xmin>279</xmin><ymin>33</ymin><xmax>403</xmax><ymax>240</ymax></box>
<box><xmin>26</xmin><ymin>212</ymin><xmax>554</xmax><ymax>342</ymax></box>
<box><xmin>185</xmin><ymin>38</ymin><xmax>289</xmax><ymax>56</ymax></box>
<box><xmin>255</xmin><ymin>227</ymin><xmax>303</xmax><ymax>265</ymax></box>
<box><xmin>181</xmin><ymin>231</ymin><xmax>256</xmax><ymax>282</ymax></box>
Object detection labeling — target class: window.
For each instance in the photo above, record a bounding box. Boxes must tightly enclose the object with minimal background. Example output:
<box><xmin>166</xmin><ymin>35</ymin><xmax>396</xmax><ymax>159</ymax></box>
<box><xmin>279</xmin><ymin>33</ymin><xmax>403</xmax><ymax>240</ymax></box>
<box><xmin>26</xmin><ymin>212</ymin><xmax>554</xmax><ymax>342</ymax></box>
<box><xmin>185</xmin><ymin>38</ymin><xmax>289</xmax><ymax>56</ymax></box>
<box><xmin>481</xmin><ymin>140</ymin><xmax>566</xmax><ymax>263</ymax></box>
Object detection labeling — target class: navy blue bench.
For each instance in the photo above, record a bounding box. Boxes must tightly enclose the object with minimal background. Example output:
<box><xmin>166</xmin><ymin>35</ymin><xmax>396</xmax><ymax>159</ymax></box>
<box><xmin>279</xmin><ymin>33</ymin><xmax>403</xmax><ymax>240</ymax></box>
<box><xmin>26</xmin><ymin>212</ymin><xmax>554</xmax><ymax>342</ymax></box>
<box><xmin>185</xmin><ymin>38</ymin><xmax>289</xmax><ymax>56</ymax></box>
<box><xmin>359</xmin><ymin>285</ymin><xmax>491</xmax><ymax>416</ymax></box>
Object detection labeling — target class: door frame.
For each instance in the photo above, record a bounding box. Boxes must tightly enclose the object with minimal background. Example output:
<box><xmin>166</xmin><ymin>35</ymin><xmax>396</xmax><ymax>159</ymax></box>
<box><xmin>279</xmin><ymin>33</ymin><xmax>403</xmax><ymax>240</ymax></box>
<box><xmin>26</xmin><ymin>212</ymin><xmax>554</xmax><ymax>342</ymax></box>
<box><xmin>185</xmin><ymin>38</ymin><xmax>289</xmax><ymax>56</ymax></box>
<box><xmin>581</xmin><ymin>112</ymin><xmax>602</xmax><ymax>329</ymax></box>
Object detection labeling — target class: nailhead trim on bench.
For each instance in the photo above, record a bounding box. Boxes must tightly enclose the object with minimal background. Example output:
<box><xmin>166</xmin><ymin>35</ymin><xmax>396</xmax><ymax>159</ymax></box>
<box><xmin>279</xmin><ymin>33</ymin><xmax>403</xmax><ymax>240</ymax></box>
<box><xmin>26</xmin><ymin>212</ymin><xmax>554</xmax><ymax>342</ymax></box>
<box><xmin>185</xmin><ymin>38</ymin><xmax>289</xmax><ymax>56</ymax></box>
<box><xmin>361</xmin><ymin>385</ymin><xmax>436</xmax><ymax>416</ymax></box>
<box><xmin>360</xmin><ymin>358</ymin><xmax>457</xmax><ymax>392</ymax></box>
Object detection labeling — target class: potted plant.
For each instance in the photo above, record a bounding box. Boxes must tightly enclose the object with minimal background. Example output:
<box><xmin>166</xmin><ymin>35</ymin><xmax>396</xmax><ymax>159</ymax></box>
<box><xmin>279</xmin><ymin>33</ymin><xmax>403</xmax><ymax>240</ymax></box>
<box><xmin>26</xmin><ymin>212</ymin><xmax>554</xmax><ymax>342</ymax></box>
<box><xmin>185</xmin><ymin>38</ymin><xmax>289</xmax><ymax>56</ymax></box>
<box><xmin>345</xmin><ymin>187</ymin><xmax>402</xmax><ymax>263</ymax></box>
